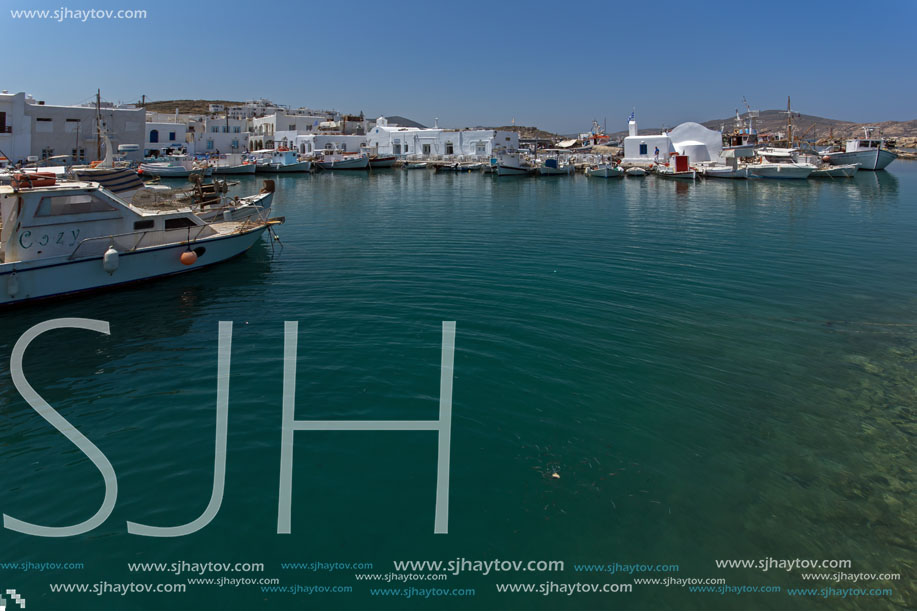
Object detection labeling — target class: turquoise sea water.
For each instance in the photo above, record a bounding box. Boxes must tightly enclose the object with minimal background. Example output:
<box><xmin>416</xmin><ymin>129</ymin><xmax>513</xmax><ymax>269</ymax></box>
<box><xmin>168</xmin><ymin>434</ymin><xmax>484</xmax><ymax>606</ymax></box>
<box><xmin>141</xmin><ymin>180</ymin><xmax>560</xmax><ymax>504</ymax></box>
<box><xmin>0</xmin><ymin>166</ymin><xmax>914</xmax><ymax>610</ymax></box>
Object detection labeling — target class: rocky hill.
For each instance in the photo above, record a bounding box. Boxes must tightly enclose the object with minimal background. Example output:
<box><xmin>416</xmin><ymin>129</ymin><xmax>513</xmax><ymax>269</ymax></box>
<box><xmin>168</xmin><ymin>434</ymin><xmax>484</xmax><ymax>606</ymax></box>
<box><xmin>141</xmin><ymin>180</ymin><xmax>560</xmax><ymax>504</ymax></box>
<box><xmin>483</xmin><ymin>125</ymin><xmax>559</xmax><ymax>140</ymax></box>
<box><xmin>611</xmin><ymin>110</ymin><xmax>916</xmax><ymax>141</ymax></box>
<box><xmin>701</xmin><ymin>110</ymin><xmax>917</xmax><ymax>140</ymax></box>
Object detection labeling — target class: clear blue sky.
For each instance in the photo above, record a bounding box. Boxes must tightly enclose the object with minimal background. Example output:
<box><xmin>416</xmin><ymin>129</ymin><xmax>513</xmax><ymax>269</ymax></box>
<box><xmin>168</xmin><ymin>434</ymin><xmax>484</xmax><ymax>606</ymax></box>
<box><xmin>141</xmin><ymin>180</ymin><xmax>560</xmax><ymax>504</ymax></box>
<box><xmin>4</xmin><ymin>0</ymin><xmax>915</xmax><ymax>133</ymax></box>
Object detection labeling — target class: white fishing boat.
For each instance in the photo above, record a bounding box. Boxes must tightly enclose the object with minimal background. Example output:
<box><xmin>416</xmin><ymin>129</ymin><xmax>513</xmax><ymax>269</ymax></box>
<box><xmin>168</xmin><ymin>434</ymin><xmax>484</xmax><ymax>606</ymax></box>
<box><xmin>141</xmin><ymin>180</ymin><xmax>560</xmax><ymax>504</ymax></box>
<box><xmin>625</xmin><ymin>167</ymin><xmax>647</xmax><ymax>177</ymax></box>
<box><xmin>822</xmin><ymin>128</ymin><xmax>897</xmax><ymax>171</ymax></box>
<box><xmin>494</xmin><ymin>152</ymin><xmax>535</xmax><ymax>176</ymax></box>
<box><xmin>211</xmin><ymin>153</ymin><xmax>257</xmax><ymax>175</ymax></box>
<box><xmin>402</xmin><ymin>160</ymin><xmax>429</xmax><ymax>170</ymax></box>
<box><xmin>436</xmin><ymin>162</ymin><xmax>486</xmax><ymax>173</ymax></box>
<box><xmin>790</xmin><ymin>147</ymin><xmax>858</xmax><ymax>178</ymax></box>
<box><xmin>748</xmin><ymin>148</ymin><xmax>815</xmax><ymax>179</ymax></box>
<box><xmin>0</xmin><ymin>176</ymin><xmax>283</xmax><ymax>306</ymax></box>
<box><xmin>315</xmin><ymin>151</ymin><xmax>369</xmax><ymax>171</ymax></box>
<box><xmin>253</xmin><ymin>149</ymin><xmax>311</xmax><ymax>173</ymax></box>
<box><xmin>653</xmin><ymin>154</ymin><xmax>696</xmax><ymax>180</ymax></box>
<box><xmin>586</xmin><ymin>164</ymin><xmax>624</xmax><ymax>178</ymax></box>
<box><xmin>698</xmin><ymin>143</ymin><xmax>754</xmax><ymax>179</ymax></box>
<box><xmin>699</xmin><ymin>165</ymin><xmax>748</xmax><ymax>179</ymax></box>
<box><xmin>139</xmin><ymin>155</ymin><xmax>212</xmax><ymax>178</ymax></box>
<box><xmin>537</xmin><ymin>158</ymin><xmax>574</xmax><ymax>176</ymax></box>
<box><xmin>810</xmin><ymin>164</ymin><xmax>859</xmax><ymax>178</ymax></box>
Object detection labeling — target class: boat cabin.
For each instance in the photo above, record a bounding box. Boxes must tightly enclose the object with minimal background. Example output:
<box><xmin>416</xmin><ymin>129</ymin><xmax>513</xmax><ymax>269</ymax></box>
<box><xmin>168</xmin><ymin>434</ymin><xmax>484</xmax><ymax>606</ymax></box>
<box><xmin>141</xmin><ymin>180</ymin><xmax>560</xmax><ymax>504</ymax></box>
<box><xmin>845</xmin><ymin>139</ymin><xmax>884</xmax><ymax>153</ymax></box>
<box><xmin>1</xmin><ymin>180</ymin><xmax>214</xmax><ymax>264</ymax></box>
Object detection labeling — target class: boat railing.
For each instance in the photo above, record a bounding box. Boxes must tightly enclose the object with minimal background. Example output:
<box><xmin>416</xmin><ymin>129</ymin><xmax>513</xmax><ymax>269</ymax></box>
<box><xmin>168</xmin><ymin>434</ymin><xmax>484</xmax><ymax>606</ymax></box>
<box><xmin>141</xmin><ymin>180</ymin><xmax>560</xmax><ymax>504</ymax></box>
<box><xmin>68</xmin><ymin>225</ymin><xmax>212</xmax><ymax>260</ymax></box>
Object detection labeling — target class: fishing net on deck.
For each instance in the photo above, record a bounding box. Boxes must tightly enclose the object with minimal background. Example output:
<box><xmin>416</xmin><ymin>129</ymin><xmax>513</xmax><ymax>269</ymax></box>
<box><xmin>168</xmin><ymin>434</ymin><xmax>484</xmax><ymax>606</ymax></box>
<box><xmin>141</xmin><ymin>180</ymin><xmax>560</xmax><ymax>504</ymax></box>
<box><xmin>130</xmin><ymin>186</ymin><xmax>198</xmax><ymax>210</ymax></box>
<box><xmin>130</xmin><ymin>177</ymin><xmax>230</xmax><ymax>211</ymax></box>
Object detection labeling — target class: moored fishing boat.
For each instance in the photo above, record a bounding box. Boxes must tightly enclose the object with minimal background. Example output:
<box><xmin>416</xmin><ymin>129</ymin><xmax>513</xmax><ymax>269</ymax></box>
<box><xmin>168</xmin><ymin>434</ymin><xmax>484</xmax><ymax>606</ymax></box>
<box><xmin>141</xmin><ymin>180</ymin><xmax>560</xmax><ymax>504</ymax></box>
<box><xmin>315</xmin><ymin>151</ymin><xmax>369</xmax><ymax>170</ymax></box>
<box><xmin>494</xmin><ymin>152</ymin><xmax>535</xmax><ymax>176</ymax></box>
<box><xmin>537</xmin><ymin>158</ymin><xmax>574</xmax><ymax>176</ymax></box>
<box><xmin>699</xmin><ymin>165</ymin><xmax>748</xmax><ymax>179</ymax></box>
<box><xmin>810</xmin><ymin>164</ymin><xmax>859</xmax><ymax>178</ymax></box>
<box><xmin>368</xmin><ymin>155</ymin><xmax>398</xmax><ymax>168</ymax></box>
<box><xmin>435</xmin><ymin>162</ymin><xmax>485</xmax><ymax>173</ymax></box>
<box><xmin>748</xmin><ymin>148</ymin><xmax>815</xmax><ymax>179</ymax></box>
<box><xmin>586</xmin><ymin>164</ymin><xmax>624</xmax><ymax>178</ymax></box>
<box><xmin>255</xmin><ymin>149</ymin><xmax>311</xmax><ymax>173</ymax></box>
<box><xmin>698</xmin><ymin>143</ymin><xmax>754</xmax><ymax>179</ymax></box>
<box><xmin>0</xmin><ymin>176</ymin><xmax>283</xmax><ymax>306</ymax></box>
<box><xmin>139</xmin><ymin>155</ymin><xmax>212</xmax><ymax>178</ymax></box>
<box><xmin>402</xmin><ymin>160</ymin><xmax>429</xmax><ymax>169</ymax></box>
<box><xmin>822</xmin><ymin>128</ymin><xmax>896</xmax><ymax>171</ymax></box>
<box><xmin>654</xmin><ymin>154</ymin><xmax>696</xmax><ymax>180</ymax></box>
<box><xmin>625</xmin><ymin>167</ymin><xmax>647</xmax><ymax>177</ymax></box>
<box><xmin>211</xmin><ymin>153</ymin><xmax>257</xmax><ymax>175</ymax></box>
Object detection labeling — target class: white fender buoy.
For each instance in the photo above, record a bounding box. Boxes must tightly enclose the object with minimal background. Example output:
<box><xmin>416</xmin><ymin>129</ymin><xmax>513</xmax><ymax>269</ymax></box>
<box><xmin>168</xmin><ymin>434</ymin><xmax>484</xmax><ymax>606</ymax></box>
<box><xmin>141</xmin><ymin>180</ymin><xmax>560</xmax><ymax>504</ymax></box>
<box><xmin>7</xmin><ymin>271</ymin><xmax>19</xmax><ymax>297</ymax></box>
<box><xmin>103</xmin><ymin>247</ymin><xmax>119</xmax><ymax>274</ymax></box>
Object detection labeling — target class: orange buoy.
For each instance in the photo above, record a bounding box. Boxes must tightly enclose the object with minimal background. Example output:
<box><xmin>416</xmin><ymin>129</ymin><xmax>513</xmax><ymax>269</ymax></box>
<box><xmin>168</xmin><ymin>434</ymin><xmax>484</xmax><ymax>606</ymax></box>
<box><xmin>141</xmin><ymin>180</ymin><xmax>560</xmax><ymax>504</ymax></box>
<box><xmin>180</xmin><ymin>251</ymin><xmax>198</xmax><ymax>265</ymax></box>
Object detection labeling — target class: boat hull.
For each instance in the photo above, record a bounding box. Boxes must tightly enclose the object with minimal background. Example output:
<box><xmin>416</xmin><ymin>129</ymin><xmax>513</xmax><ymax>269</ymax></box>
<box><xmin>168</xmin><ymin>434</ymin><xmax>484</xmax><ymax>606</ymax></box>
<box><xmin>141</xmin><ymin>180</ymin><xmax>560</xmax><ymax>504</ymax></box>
<box><xmin>212</xmin><ymin>163</ymin><xmax>257</xmax><ymax>175</ymax></box>
<box><xmin>700</xmin><ymin>166</ymin><xmax>748</xmax><ymax>179</ymax></box>
<box><xmin>587</xmin><ymin>166</ymin><xmax>624</xmax><ymax>178</ymax></box>
<box><xmin>262</xmin><ymin>161</ymin><xmax>312</xmax><ymax>173</ymax></box>
<box><xmin>496</xmin><ymin>164</ymin><xmax>534</xmax><ymax>176</ymax></box>
<box><xmin>369</xmin><ymin>156</ymin><xmax>398</xmax><ymax>168</ymax></box>
<box><xmin>749</xmin><ymin>164</ymin><xmax>813</xmax><ymax>179</ymax></box>
<box><xmin>825</xmin><ymin>149</ymin><xmax>896</xmax><ymax>171</ymax></box>
<box><xmin>810</xmin><ymin>164</ymin><xmax>858</xmax><ymax>178</ymax></box>
<box><xmin>0</xmin><ymin>224</ymin><xmax>269</xmax><ymax>307</ymax></box>
<box><xmin>537</xmin><ymin>165</ymin><xmax>574</xmax><ymax>176</ymax></box>
<box><xmin>316</xmin><ymin>157</ymin><xmax>369</xmax><ymax>170</ymax></box>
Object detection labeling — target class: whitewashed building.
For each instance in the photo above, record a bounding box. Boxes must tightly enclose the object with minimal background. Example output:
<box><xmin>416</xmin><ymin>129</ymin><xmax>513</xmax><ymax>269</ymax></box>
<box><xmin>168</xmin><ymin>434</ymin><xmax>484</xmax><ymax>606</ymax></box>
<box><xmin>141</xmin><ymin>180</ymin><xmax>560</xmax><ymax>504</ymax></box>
<box><xmin>187</xmin><ymin>117</ymin><xmax>250</xmax><ymax>155</ymax></box>
<box><xmin>622</xmin><ymin>117</ymin><xmax>721</xmax><ymax>166</ymax></box>
<box><xmin>227</xmin><ymin>99</ymin><xmax>292</xmax><ymax>120</ymax></box>
<box><xmin>249</xmin><ymin>112</ymin><xmax>327</xmax><ymax>149</ymax></box>
<box><xmin>365</xmin><ymin>118</ymin><xmax>518</xmax><ymax>159</ymax></box>
<box><xmin>0</xmin><ymin>90</ymin><xmax>31</xmax><ymax>164</ymax></box>
<box><xmin>0</xmin><ymin>90</ymin><xmax>144</xmax><ymax>164</ymax></box>
<box><xmin>145</xmin><ymin>121</ymin><xmax>188</xmax><ymax>156</ymax></box>
<box><xmin>290</xmin><ymin>133</ymin><xmax>367</xmax><ymax>155</ymax></box>
<box><xmin>668</xmin><ymin>122</ymin><xmax>722</xmax><ymax>162</ymax></box>
<box><xmin>622</xmin><ymin>117</ymin><xmax>675</xmax><ymax>166</ymax></box>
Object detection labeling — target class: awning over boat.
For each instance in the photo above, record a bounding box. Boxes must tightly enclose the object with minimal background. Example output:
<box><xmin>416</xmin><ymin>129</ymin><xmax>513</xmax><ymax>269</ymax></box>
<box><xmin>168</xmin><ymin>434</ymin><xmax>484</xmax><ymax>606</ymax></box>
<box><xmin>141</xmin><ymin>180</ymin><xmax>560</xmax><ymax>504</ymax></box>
<box><xmin>556</xmin><ymin>139</ymin><xmax>578</xmax><ymax>148</ymax></box>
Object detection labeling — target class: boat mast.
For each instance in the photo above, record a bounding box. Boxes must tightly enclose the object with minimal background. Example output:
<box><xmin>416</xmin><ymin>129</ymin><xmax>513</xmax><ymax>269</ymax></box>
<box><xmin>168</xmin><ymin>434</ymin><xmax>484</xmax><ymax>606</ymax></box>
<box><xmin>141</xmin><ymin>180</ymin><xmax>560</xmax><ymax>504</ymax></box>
<box><xmin>96</xmin><ymin>89</ymin><xmax>101</xmax><ymax>161</ymax></box>
<box><xmin>785</xmin><ymin>96</ymin><xmax>793</xmax><ymax>146</ymax></box>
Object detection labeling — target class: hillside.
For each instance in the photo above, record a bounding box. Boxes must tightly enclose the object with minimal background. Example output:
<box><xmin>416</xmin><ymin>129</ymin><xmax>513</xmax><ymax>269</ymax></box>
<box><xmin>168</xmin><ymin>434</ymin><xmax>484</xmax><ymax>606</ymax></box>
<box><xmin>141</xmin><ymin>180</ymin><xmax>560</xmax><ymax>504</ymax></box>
<box><xmin>611</xmin><ymin>110</ymin><xmax>917</xmax><ymax>141</ymax></box>
<box><xmin>485</xmin><ymin>125</ymin><xmax>559</xmax><ymax>140</ymax></box>
<box><xmin>143</xmin><ymin>99</ymin><xmax>243</xmax><ymax>114</ymax></box>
